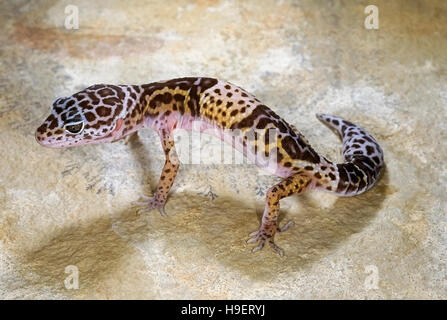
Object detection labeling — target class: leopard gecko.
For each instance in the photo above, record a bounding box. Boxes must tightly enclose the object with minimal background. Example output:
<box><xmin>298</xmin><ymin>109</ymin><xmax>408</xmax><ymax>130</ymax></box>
<box><xmin>35</xmin><ymin>77</ymin><xmax>384</xmax><ymax>255</ymax></box>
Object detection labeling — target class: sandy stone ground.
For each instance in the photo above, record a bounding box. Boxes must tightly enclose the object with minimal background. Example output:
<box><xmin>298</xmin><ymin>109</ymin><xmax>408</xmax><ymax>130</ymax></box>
<box><xmin>0</xmin><ymin>0</ymin><xmax>445</xmax><ymax>299</ymax></box>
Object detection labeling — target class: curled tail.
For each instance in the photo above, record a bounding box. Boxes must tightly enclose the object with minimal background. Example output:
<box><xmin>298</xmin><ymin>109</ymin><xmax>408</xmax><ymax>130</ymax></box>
<box><xmin>316</xmin><ymin>113</ymin><xmax>384</xmax><ymax>196</ymax></box>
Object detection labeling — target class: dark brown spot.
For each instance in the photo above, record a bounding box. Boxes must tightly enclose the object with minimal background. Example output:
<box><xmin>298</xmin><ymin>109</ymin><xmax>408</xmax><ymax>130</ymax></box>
<box><xmin>96</xmin><ymin>106</ymin><xmax>111</xmax><ymax>117</ymax></box>
<box><xmin>162</xmin><ymin>92</ymin><xmax>172</xmax><ymax>104</ymax></box>
<box><xmin>366</xmin><ymin>145</ymin><xmax>375</xmax><ymax>155</ymax></box>
<box><xmin>231</xmin><ymin>104</ymin><xmax>270</xmax><ymax>129</ymax></box>
<box><xmin>84</xmin><ymin>112</ymin><xmax>96</xmax><ymax>122</ymax></box>
<box><xmin>281</xmin><ymin>135</ymin><xmax>300</xmax><ymax>159</ymax></box>
<box><xmin>112</xmin><ymin>104</ymin><xmax>123</xmax><ymax>118</ymax></box>
<box><xmin>98</xmin><ymin>88</ymin><xmax>114</xmax><ymax>97</ymax></box>
<box><xmin>103</xmin><ymin>97</ymin><xmax>121</xmax><ymax>105</ymax></box>
<box><xmin>109</xmin><ymin>85</ymin><xmax>125</xmax><ymax>100</ymax></box>
<box><xmin>174</xmin><ymin>94</ymin><xmax>184</xmax><ymax>102</ymax></box>
<box><xmin>87</xmin><ymin>93</ymin><xmax>100</xmax><ymax>104</ymax></box>
<box><xmin>256</xmin><ymin>117</ymin><xmax>273</xmax><ymax>129</ymax></box>
<box><xmin>65</xmin><ymin>100</ymin><xmax>75</xmax><ymax>108</ymax></box>
<box><xmin>199</xmin><ymin>78</ymin><xmax>218</xmax><ymax>91</ymax></box>
<box><xmin>48</xmin><ymin>118</ymin><xmax>58</xmax><ymax>130</ymax></box>
<box><xmin>372</xmin><ymin>156</ymin><xmax>380</xmax><ymax>164</ymax></box>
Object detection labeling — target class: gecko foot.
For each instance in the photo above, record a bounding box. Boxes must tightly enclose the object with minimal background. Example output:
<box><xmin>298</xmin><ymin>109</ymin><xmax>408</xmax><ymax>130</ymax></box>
<box><xmin>132</xmin><ymin>194</ymin><xmax>167</xmax><ymax>217</ymax></box>
<box><xmin>246</xmin><ymin>220</ymin><xmax>293</xmax><ymax>256</ymax></box>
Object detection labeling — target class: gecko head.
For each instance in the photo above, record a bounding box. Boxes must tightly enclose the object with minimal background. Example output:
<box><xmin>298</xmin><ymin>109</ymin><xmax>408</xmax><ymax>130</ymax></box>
<box><xmin>35</xmin><ymin>85</ymin><xmax>126</xmax><ymax>148</ymax></box>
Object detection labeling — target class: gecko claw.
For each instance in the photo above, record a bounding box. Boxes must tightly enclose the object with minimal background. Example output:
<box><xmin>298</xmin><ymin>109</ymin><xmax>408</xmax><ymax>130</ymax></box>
<box><xmin>248</xmin><ymin>230</ymin><xmax>259</xmax><ymax>237</ymax></box>
<box><xmin>158</xmin><ymin>206</ymin><xmax>167</xmax><ymax>217</ymax></box>
<box><xmin>247</xmin><ymin>234</ymin><xmax>284</xmax><ymax>256</ymax></box>
<box><xmin>252</xmin><ymin>241</ymin><xmax>265</xmax><ymax>253</ymax></box>
<box><xmin>247</xmin><ymin>221</ymin><xmax>293</xmax><ymax>256</ymax></box>
<box><xmin>269</xmin><ymin>242</ymin><xmax>284</xmax><ymax>256</ymax></box>
<box><xmin>278</xmin><ymin>220</ymin><xmax>294</xmax><ymax>233</ymax></box>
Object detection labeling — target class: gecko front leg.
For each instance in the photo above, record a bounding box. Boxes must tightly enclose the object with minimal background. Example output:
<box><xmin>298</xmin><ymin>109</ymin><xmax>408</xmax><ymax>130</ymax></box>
<box><xmin>133</xmin><ymin>128</ymin><xmax>179</xmax><ymax>216</ymax></box>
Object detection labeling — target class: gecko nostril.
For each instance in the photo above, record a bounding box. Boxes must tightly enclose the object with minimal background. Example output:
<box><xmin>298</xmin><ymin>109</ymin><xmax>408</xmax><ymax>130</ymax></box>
<box><xmin>35</xmin><ymin>129</ymin><xmax>46</xmax><ymax>144</ymax></box>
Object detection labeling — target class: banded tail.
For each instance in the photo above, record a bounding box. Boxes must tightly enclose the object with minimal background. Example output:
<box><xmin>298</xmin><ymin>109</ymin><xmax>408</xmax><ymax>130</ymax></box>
<box><xmin>316</xmin><ymin>113</ymin><xmax>384</xmax><ymax>196</ymax></box>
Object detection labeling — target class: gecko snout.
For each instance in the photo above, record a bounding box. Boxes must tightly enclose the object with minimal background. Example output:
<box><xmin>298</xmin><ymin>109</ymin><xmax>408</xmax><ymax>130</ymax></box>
<box><xmin>35</xmin><ymin>125</ymin><xmax>51</xmax><ymax>147</ymax></box>
<box><xmin>35</xmin><ymin>122</ymin><xmax>63</xmax><ymax>148</ymax></box>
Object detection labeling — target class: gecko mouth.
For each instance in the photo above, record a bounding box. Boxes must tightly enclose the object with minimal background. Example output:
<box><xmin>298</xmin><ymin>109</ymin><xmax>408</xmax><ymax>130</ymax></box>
<box><xmin>34</xmin><ymin>129</ymin><xmax>80</xmax><ymax>148</ymax></box>
<box><xmin>35</xmin><ymin>132</ymin><xmax>68</xmax><ymax>148</ymax></box>
<box><xmin>35</xmin><ymin>130</ymin><xmax>50</xmax><ymax>147</ymax></box>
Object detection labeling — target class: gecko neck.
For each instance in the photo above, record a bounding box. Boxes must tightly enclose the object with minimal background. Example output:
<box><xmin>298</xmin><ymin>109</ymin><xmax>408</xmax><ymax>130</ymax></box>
<box><xmin>130</xmin><ymin>78</ymin><xmax>209</xmax><ymax>133</ymax></box>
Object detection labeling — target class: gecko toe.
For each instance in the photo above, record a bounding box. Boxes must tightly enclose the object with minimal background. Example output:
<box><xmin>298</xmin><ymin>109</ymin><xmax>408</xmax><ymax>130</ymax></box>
<box><xmin>136</xmin><ymin>207</ymin><xmax>152</xmax><ymax>214</ymax></box>
<box><xmin>248</xmin><ymin>230</ymin><xmax>259</xmax><ymax>237</ymax></box>
<box><xmin>278</xmin><ymin>220</ymin><xmax>294</xmax><ymax>233</ymax></box>
<box><xmin>246</xmin><ymin>236</ymin><xmax>258</xmax><ymax>244</ymax></box>
<box><xmin>252</xmin><ymin>241</ymin><xmax>265</xmax><ymax>253</ymax></box>
<box><xmin>247</xmin><ymin>224</ymin><xmax>287</xmax><ymax>256</ymax></box>
<box><xmin>158</xmin><ymin>207</ymin><xmax>167</xmax><ymax>217</ymax></box>
<box><xmin>269</xmin><ymin>242</ymin><xmax>284</xmax><ymax>256</ymax></box>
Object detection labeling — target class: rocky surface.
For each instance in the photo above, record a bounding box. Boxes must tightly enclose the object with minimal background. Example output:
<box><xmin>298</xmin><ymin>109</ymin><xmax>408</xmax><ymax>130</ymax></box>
<box><xmin>0</xmin><ymin>0</ymin><xmax>445</xmax><ymax>299</ymax></box>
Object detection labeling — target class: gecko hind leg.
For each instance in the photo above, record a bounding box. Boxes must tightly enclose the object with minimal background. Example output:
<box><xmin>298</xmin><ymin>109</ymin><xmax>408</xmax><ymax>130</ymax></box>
<box><xmin>247</xmin><ymin>173</ymin><xmax>312</xmax><ymax>256</ymax></box>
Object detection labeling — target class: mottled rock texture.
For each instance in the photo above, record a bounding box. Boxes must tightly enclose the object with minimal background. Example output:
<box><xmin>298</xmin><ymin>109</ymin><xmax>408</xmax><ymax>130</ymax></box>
<box><xmin>0</xmin><ymin>0</ymin><xmax>445</xmax><ymax>299</ymax></box>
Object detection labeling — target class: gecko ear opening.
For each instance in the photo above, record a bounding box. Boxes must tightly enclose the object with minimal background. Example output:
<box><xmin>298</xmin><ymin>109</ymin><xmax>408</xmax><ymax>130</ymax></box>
<box><xmin>112</xmin><ymin>118</ymin><xmax>124</xmax><ymax>134</ymax></box>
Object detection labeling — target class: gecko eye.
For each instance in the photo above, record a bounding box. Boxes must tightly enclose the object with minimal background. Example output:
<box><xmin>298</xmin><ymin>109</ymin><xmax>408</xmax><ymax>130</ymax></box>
<box><xmin>64</xmin><ymin>121</ymin><xmax>85</xmax><ymax>134</ymax></box>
